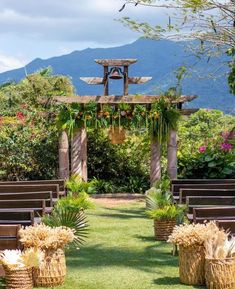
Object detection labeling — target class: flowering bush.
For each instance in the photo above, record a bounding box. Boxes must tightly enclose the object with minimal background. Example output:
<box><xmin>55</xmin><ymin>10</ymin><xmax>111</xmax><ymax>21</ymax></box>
<box><xmin>178</xmin><ymin>109</ymin><xmax>235</xmax><ymax>179</ymax></box>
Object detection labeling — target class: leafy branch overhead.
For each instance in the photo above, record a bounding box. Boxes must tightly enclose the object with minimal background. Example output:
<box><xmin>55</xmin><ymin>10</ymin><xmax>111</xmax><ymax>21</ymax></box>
<box><xmin>119</xmin><ymin>0</ymin><xmax>235</xmax><ymax>94</ymax></box>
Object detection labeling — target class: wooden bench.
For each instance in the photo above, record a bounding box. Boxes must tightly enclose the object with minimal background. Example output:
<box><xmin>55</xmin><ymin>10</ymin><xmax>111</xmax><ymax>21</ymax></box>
<box><xmin>186</xmin><ymin>196</ymin><xmax>235</xmax><ymax>214</ymax></box>
<box><xmin>0</xmin><ymin>224</ymin><xmax>22</xmax><ymax>277</ymax></box>
<box><xmin>0</xmin><ymin>184</ymin><xmax>59</xmax><ymax>198</ymax></box>
<box><xmin>0</xmin><ymin>209</ymin><xmax>35</xmax><ymax>226</ymax></box>
<box><xmin>171</xmin><ymin>179</ymin><xmax>235</xmax><ymax>190</ymax></box>
<box><xmin>173</xmin><ymin>184</ymin><xmax>235</xmax><ymax>200</ymax></box>
<box><xmin>0</xmin><ymin>180</ymin><xmax>65</xmax><ymax>196</ymax></box>
<box><xmin>0</xmin><ymin>224</ymin><xmax>21</xmax><ymax>250</ymax></box>
<box><xmin>0</xmin><ymin>200</ymin><xmax>48</xmax><ymax>216</ymax></box>
<box><xmin>179</xmin><ymin>189</ymin><xmax>235</xmax><ymax>203</ymax></box>
<box><xmin>192</xmin><ymin>206</ymin><xmax>235</xmax><ymax>223</ymax></box>
<box><xmin>0</xmin><ymin>192</ymin><xmax>53</xmax><ymax>207</ymax></box>
<box><xmin>216</xmin><ymin>220</ymin><xmax>235</xmax><ymax>235</ymax></box>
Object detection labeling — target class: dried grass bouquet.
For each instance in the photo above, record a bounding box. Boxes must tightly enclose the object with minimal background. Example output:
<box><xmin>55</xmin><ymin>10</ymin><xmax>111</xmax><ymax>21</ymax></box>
<box><xmin>19</xmin><ymin>224</ymin><xmax>75</xmax><ymax>250</ymax></box>
<box><xmin>205</xmin><ymin>230</ymin><xmax>235</xmax><ymax>259</ymax></box>
<box><xmin>168</xmin><ymin>222</ymin><xmax>221</xmax><ymax>248</ymax></box>
<box><xmin>0</xmin><ymin>248</ymin><xmax>43</xmax><ymax>270</ymax></box>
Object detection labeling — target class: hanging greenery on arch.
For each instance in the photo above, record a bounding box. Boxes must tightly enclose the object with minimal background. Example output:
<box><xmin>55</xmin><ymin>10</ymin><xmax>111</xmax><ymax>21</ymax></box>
<box><xmin>56</xmin><ymin>96</ymin><xmax>181</xmax><ymax>144</ymax></box>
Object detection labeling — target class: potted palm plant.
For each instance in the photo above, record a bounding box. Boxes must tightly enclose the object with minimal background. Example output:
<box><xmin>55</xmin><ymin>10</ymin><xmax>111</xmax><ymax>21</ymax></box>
<box><xmin>146</xmin><ymin>179</ymin><xmax>185</xmax><ymax>241</ymax></box>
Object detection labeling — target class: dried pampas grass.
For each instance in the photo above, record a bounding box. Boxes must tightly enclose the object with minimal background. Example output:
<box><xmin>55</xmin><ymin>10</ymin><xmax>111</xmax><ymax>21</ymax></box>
<box><xmin>19</xmin><ymin>224</ymin><xmax>75</xmax><ymax>250</ymax></box>
<box><xmin>168</xmin><ymin>222</ymin><xmax>221</xmax><ymax>248</ymax></box>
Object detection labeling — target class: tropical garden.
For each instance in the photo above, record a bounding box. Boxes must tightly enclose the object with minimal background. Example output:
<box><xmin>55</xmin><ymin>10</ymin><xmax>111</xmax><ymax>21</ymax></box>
<box><xmin>0</xmin><ymin>0</ymin><xmax>234</xmax><ymax>288</ymax></box>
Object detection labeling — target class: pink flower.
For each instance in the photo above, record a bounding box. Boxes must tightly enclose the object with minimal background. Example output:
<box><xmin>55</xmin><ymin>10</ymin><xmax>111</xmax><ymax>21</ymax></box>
<box><xmin>199</xmin><ymin>146</ymin><xmax>207</xmax><ymax>153</ymax></box>
<box><xmin>16</xmin><ymin>112</ymin><xmax>24</xmax><ymax>120</ymax></box>
<box><xmin>221</xmin><ymin>143</ymin><xmax>232</xmax><ymax>151</ymax></box>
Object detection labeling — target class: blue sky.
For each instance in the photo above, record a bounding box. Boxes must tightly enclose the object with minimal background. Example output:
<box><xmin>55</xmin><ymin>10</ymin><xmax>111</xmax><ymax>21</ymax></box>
<box><xmin>0</xmin><ymin>0</ymin><xmax>166</xmax><ymax>72</ymax></box>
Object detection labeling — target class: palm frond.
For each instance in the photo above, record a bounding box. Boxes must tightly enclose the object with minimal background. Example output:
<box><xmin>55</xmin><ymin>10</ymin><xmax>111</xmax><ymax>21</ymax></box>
<box><xmin>42</xmin><ymin>208</ymin><xmax>89</xmax><ymax>247</ymax></box>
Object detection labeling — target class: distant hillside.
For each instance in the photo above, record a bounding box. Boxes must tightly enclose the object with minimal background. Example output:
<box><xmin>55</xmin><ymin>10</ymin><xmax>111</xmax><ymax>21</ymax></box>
<box><xmin>0</xmin><ymin>39</ymin><xmax>234</xmax><ymax>114</ymax></box>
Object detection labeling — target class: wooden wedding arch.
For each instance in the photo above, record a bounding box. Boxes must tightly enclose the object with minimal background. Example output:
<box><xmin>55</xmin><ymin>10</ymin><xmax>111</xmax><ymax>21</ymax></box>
<box><xmin>54</xmin><ymin>59</ymin><xmax>197</xmax><ymax>185</ymax></box>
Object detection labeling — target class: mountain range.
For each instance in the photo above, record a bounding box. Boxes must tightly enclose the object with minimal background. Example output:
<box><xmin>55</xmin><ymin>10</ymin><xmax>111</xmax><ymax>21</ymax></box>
<box><xmin>0</xmin><ymin>38</ymin><xmax>234</xmax><ymax>114</ymax></box>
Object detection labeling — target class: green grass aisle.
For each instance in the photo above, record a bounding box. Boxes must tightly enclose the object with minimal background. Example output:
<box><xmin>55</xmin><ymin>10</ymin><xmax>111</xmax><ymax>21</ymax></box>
<box><xmin>58</xmin><ymin>201</ymin><xmax>204</xmax><ymax>289</ymax></box>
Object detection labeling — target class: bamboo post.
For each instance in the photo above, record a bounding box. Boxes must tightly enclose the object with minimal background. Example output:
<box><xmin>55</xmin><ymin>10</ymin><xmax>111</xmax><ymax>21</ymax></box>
<box><xmin>58</xmin><ymin>130</ymin><xmax>69</xmax><ymax>179</ymax></box>
<box><xmin>167</xmin><ymin>130</ymin><xmax>177</xmax><ymax>179</ymax></box>
<box><xmin>71</xmin><ymin>128</ymin><xmax>88</xmax><ymax>181</ymax></box>
<box><xmin>150</xmin><ymin>140</ymin><xmax>161</xmax><ymax>186</ymax></box>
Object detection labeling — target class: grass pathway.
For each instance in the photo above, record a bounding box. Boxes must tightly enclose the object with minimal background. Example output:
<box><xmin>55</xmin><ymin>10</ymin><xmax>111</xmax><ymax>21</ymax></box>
<box><xmin>0</xmin><ymin>201</ymin><xmax>203</xmax><ymax>289</ymax></box>
<box><xmin>59</xmin><ymin>201</ymin><xmax>203</xmax><ymax>289</ymax></box>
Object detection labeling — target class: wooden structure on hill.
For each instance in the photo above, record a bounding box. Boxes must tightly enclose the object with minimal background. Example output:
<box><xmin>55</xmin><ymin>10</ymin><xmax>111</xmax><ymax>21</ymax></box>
<box><xmin>54</xmin><ymin>59</ymin><xmax>198</xmax><ymax>185</ymax></box>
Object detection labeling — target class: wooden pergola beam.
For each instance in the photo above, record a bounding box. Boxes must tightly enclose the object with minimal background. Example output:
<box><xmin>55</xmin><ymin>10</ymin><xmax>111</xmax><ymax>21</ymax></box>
<box><xmin>95</xmin><ymin>59</ymin><xmax>137</xmax><ymax>66</ymax></box>
<box><xmin>53</xmin><ymin>95</ymin><xmax>197</xmax><ymax>104</ymax></box>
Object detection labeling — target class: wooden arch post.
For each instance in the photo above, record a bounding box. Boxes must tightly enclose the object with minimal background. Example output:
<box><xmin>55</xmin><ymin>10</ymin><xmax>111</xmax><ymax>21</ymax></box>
<box><xmin>150</xmin><ymin>140</ymin><xmax>161</xmax><ymax>186</ymax></box>
<box><xmin>71</xmin><ymin>128</ymin><xmax>88</xmax><ymax>181</ymax></box>
<box><xmin>58</xmin><ymin>130</ymin><xmax>70</xmax><ymax>179</ymax></box>
<box><xmin>167</xmin><ymin>130</ymin><xmax>177</xmax><ymax>179</ymax></box>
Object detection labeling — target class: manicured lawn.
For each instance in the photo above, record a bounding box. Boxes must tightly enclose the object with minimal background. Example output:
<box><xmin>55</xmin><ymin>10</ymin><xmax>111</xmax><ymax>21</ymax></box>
<box><xmin>0</xmin><ymin>200</ymin><xmax>204</xmax><ymax>289</ymax></box>
<box><xmin>58</xmin><ymin>200</ymin><xmax>204</xmax><ymax>289</ymax></box>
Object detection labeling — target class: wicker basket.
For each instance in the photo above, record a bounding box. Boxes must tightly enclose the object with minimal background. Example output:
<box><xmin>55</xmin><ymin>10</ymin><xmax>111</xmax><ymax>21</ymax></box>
<box><xmin>33</xmin><ymin>248</ymin><xmax>66</xmax><ymax>288</ymax></box>
<box><xmin>179</xmin><ymin>245</ymin><xmax>205</xmax><ymax>285</ymax></box>
<box><xmin>3</xmin><ymin>266</ymin><xmax>33</xmax><ymax>289</ymax></box>
<box><xmin>154</xmin><ymin>219</ymin><xmax>176</xmax><ymax>241</ymax></box>
<box><xmin>108</xmin><ymin>127</ymin><xmax>126</xmax><ymax>144</ymax></box>
<box><xmin>205</xmin><ymin>258</ymin><xmax>235</xmax><ymax>289</ymax></box>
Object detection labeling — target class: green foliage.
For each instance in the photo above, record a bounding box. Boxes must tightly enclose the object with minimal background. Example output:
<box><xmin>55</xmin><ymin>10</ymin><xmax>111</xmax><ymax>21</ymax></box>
<box><xmin>178</xmin><ymin>144</ymin><xmax>235</xmax><ymax>179</ymax></box>
<box><xmin>145</xmin><ymin>178</ymin><xmax>184</xmax><ymax>222</ymax></box>
<box><xmin>0</xmin><ymin>69</ymin><xmax>75</xmax><ymax>180</ymax></box>
<box><xmin>146</xmin><ymin>205</ymin><xmax>185</xmax><ymax>221</ymax></box>
<box><xmin>56</xmin><ymin>192</ymin><xmax>94</xmax><ymax>212</ymax></box>
<box><xmin>228</xmin><ymin>61</ymin><xmax>235</xmax><ymax>95</ymax></box>
<box><xmin>145</xmin><ymin>179</ymin><xmax>172</xmax><ymax>210</ymax></box>
<box><xmin>149</xmin><ymin>97</ymin><xmax>181</xmax><ymax>143</ymax></box>
<box><xmin>178</xmin><ymin>109</ymin><xmax>235</xmax><ymax>179</ymax></box>
<box><xmin>57</xmin><ymin>97</ymin><xmax>181</xmax><ymax>144</ymax></box>
<box><xmin>42</xmin><ymin>208</ymin><xmax>88</xmax><ymax>247</ymax></box>
<box><xmin>88</xmin><ymin>130</ymin><xmax>150</xmax><ymax>193</ymax></box>
<box><xmin>66</xmin><ymin>174</ymin><xmax>97</xmax><ymax>195</ymax></box>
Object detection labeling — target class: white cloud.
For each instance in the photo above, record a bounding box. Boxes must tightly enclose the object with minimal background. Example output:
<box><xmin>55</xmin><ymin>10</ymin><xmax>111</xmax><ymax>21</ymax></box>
<box><xmin>0</xmin><ymin>53</ymin><xmax>26</xmax><ymax>73</ymax></box>
<box><xmin>0</xmin><ymin>0</ymin><xmax>168</xmax><ymax>71</ymax></box>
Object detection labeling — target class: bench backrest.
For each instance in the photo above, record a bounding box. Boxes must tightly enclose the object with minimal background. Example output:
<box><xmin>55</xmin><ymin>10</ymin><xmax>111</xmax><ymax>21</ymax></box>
<box><xmin>216</xmin><ymin>220</ymin><xmax>235</xmax><ymax>234</ymax></box>
<box><xmin>180</xmin><ymin>189</ymin><xmax>235</xmax><ymax>203</ymax></box>
<box><xmin>0</xmin><ymin>209</ymin><xmax>34</xmax><ymax>225</ymax></box>
<box><xmin>0</xmin><ymin>179</ymin><xmax>65</xmax><ymax>191</ymax></box>
<box><xmin>171</xmin><ymin>179</ymin><xmax>235</xmax><ymax>190</ymax></box>
<box><xmin>173</xmin><ymin>183</ymin><xmax>235</xmax><ymax>194</ymax></box>
<box><xmin>186</xmin><ymin>196</ymin><xmax>235</xmax><ymax>213</ymax></box>
<box><xmin>0</xmin><ymin>199</ymin><xmax>46</xmax><ymax>216</ymax></box>
<box><xmin>193</xmin><ymin>206</ymin><xmax>235</xmax><ymax>223</ymax></box>
<box><xmin>0</xmin><ymin>192</ymin><xmax>53</xmax><ymax>207</ymax></box>
<box><xmin>0</xmin><ymin>184</ymin><xmax>59</xmax><ymax>198</ymax></box>
<box><xmin>0</xmin><ymin>224</ymin><xmax>21</xmax><ymax>250</ymax></box>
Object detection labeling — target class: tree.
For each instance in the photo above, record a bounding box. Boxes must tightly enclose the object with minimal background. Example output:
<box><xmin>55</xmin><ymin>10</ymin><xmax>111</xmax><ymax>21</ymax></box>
<box><xmin>120</xmin><ymin>0</ymin><xmax>235</xmax><ymax>93</ymax></box>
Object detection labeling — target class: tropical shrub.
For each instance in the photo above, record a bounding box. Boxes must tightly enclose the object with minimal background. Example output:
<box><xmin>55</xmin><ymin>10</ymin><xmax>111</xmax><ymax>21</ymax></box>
<box><xmin>146</xmin><ymin>205</ymin><xmax>185</xmax><ymax>222</ymax></box>
<box><xmin>42</xmin><ymin>210</ymin><xmax>88</xmax><ymax>247</ymax></box>
<box><xmin>56</xmin><ymin>192</ymin><xmax>94</xmax><ymax>212</ymax></box>
<box><xmin>0</xmin><ymin>68</ymin><xmax>74</xmax><ymax>181</ymax></box>
<box><xmin>178</xmin><ymin>109</ymin><xmax>235</xmax><ymax>179</ymax></box>
<box><xmin>88</xmin><ymin>129</ymin><xmax>150</xmax><ymax>193</ymax></box>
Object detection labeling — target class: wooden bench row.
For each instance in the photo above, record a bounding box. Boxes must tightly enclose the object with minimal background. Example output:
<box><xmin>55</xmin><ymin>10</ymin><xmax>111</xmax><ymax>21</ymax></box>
<box><xmin>0</xmin><ymin>179</ymin><xmax>65</xmax><ymax>192</ymax></box>
<box><xmin>171</xmin><ymin>179</ymin><xmax>235</xmax><ymax>192</ymax></box>
<box><xmin>171</xmin><ymin>179</ymin><xmax>235</xmax><ymax>234</ymax></box>
<box><xmin>0</xmin><ymin>179</ymin><xmax>66</xmax><ymax>227</ymax></box>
